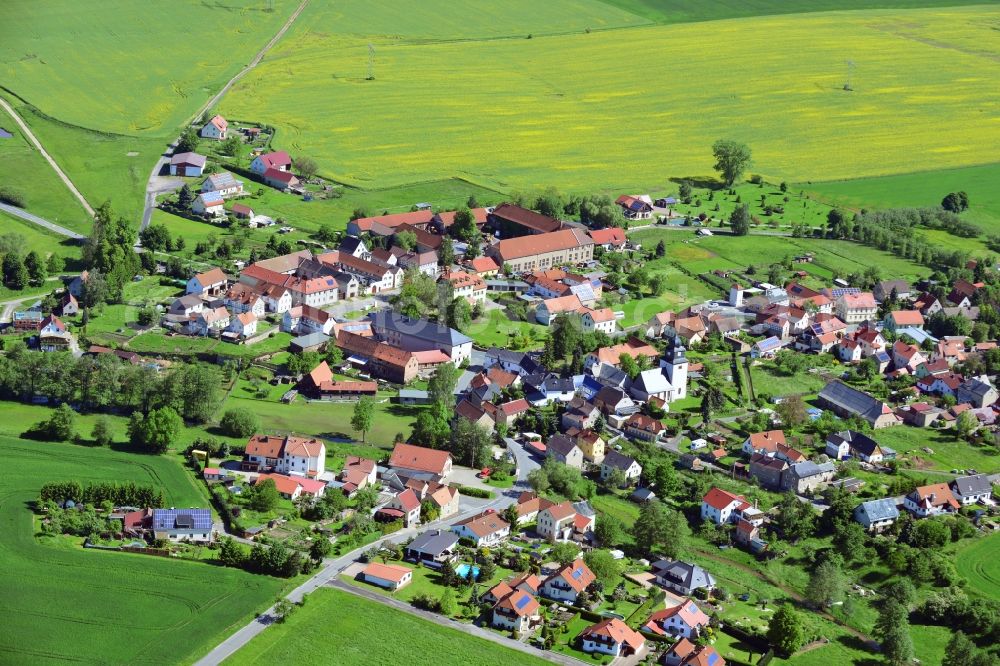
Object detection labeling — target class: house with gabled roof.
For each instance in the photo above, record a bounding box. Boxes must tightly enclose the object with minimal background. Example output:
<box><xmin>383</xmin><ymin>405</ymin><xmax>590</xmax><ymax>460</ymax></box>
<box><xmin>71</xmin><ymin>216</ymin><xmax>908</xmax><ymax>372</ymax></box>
<box><xmin>663</xmin><ymin>639</ymin><xmax>726</xmax><ymax>666</ymax></box>
<box><xmin>250</xmin><ymin>150</ymin><xmax>292</xmax><ymax>175</ymax></box>
<box><xmin>388</xmin><ymin>442</ymin><xmax>452</xmax><ymax>480</ymax></box>
<box><xmin>360</xmin><ymin>562</ymin><xmax>413</xmax><ymax>591</ymax></box>
<box><xmin>486</xmin><ymin>228</ymin><xmax>594</xmax><ymax>273</ymax></box>
<box><xmin>254</xmin><ymin>472</ymin><xmax>325</xmax><ymax>500</ymax></box>
<box><xmin>169</xmin><ymin>151</ymin><xmax>206</xmax><ymax>177</ymax></box>
<box><xmin>546</xmin><ymin>434</ymin><xmax>584</xmax><ymax>469</ymax></box>
<box><xmin>492</xmin><ymin>588</ymin><xmax>541</xmax><ymax>634</ymax></box>
<box><xmin>854</xmin><ymin>498</ymin><xmax>900</xmax><ymax>532</ymax></box>
<box><xmin>186</xmin><ymin>267</ymin><xmax>228</xmax><ymax>296</ymax></box>
<box><xmin>514</xmin><ymin>491</ymin><xmax>555</xmax><ymax>524</ymax></box>
<box><xmin>384</xmin><ymin>488</ymin><xmax>422</xmax><ymax>527</ymax></box>
<box><xmin>241</xmin><ymin>433</ymin><xmax>326</xmax><ymax>477</ymax></box>
<box><xmin>950</xmin><ymin>474</ymin><xmax>993</xmax><ymax>506</ymax></box>
<box><xmin>957</xmin><ymin>376</ymin><xmax>998</xmax><ymax>408</ymax></box>
<box><xmin>192</xmin><ymin>191</ymin><xmax>225</xmax><ymax>217</ymax></box>
<box><xmin>580</xmin><ymin>618</ymin><xmax>645</xmax><ymax>657</ymax></box>
<box><xmin>600</xmin><ymin>450</ymin><xmax>642</xmax><ymax>486</ymax></box>
<box><xmin>818</xmin><ymin>381</ymin><xmax>900</xmax><ymax>428</ymax></box>
<box><xmin>151</xmin><ymin>508</ymin><xmax>213</xmax><ymax>543</ymax></box>
<box><xmin>624</xmin><ymin>413</ymin><xmax>665</xmax><ymax>442</ymax></box>
<box><xmin>651</xmin><ymin>560</ymin><xmax>715</xmax><ymax>596</ymax></box>
<box><xmin>189</xmin><ymin>306</ymin><xmax>231</xmax><ymax>336</ymax></box>
<box><xmin>226</xmin><ymin>311</ymin><xmax>258</xmax><ymax>339</ymax></box>
<box><xmin>825</xmin><ymin>430</ymin><xmax>886</xmax><ymax>463</ymax></box>
<box><xmin>200</xmin><ymin>114</ymin><xmax>228</xmax><ymax>140</ymax></box>
<box><xmin>644</xmin><ymin>598</ymin><xmax>711</xmax><ymax>639</ymax></box>
<box><xmin>700</xmin><ymin>487</ymin><xmax>759</xmax><ymax>526</ymax></box>
<box><xmin>405</xmin><ymin>529</ymin><xmax>459</xmax><ymax>566</ymax></box>
<box><xmin>536</xmin><ymin>500</ymin><xmax>593</xmax><ymax>542</ymax></box>
<box><xmin>450</xmin><ymin>510</ymin><xmax>510</xmax><ymax>547</ymax></box>
<box><xmin>489</xmin><ymin>203</ymin><xmax>563</xmax><ymax>237</ymax></box>
<box><xmin>540</xmin><ymin>558</ymin><xmax>595</xmax><ymax>604</ymax></box>
<box><xmin>904</xmin><ymin>483</ymin><xmax>960</xmax><ymax>517</ymax></box>
<box><xmin>202</xmin><ymin>171</ymin><xmax>243</xmax><ymax>198</ymax></box>
<box><xmin>589</xmin><ymin>226</ymin><xmax>627</xmax><ymax>249</ymax></box>
<box><xmin>615</xmin><ymin>194</ymin><xmax>653</xmax><ymax>220</ymax></box>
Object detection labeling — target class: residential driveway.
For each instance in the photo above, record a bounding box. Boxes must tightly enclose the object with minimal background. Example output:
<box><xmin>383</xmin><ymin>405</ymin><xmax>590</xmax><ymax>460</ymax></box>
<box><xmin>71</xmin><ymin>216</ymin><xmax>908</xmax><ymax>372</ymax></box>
<box><xmin>449</xmin><ymin>466</ymin><xmax>493</xmax><ymax>490</ymax></box>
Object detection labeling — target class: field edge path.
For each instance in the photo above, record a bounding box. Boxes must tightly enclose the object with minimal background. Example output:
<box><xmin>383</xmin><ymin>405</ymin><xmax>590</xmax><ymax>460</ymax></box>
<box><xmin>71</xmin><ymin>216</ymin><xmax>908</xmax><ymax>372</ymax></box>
<box><xmin>0</xmin><ymin>203</ymin><xmax>85</xmax><ymax>240</ymax></box>
<box><xmin>0</xmin><ymin>96</ymin><xmax>95</xmax><ymax>218</ymax></box>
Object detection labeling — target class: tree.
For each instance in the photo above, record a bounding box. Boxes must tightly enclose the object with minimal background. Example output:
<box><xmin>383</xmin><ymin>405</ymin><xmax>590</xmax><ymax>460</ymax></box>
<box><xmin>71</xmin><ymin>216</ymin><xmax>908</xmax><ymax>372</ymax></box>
<box><xmin>956</xmin><ymin>410</ymin><xmax>977</xmax><ymax>438</ymax></box>
<box><xmin>655</xmin><ymin>240</ymin><xmax>666</xmax><ymax>257</ymax></box>
<box><xmin>295</xmin><ymin>156</ymin><xmax>318</xmax><ymax>179</ymax></box>
<box><xmin>527</xmin><ymin>468</ymin><xmax>550</xmax><ymax>495</ymax></box>
<box><xmin>583</xmin><ymin>549</ymin><xmax>621</xmax><ymax>585</ymax></box>
<box><xmin>2</xmin><ymin>252</ymin><xmax>28</xmax><ymax>290</ymax></box>
<box><xmin>941</xmin><ymin>191</ymin><xmax>969</xmax><ymax>213</ymax></box>
<box><xmin>219</xmin><ymin>134</ymin><xmax>242</xmax><ymax>157</ymax></box>
<box><xmin>712</xmin><ymin>139</ymin><xmax>752</xmax><ymax>187</ymax></box>
<box><xmin>309</xmin><ymin>537</ymin><xmax>332</xmax><ymax>561</ymax></box>
<box><xmin>218</xmin><ymin>536</ymin><xmax>246</xmax><ymax>567</ymax></box>
<box><xmin>550</xmin><ymin>541</ymin><xmax>579</xmax><ymax>566</ymax></box>
<box><xmin>128</xmin><ymin>407</ymin><xmax>181</xmax><ymax>454</ymax></box>
<box><xmin>942</xmin><ymin>632</ymin><xmax>981</xmax><ymax>666</ymax></box>
<box><xmin>447</xmin><ymin>296</ymin><xmax>472</xmax><ymax>332</ymax></box>
<box><xmin>177</xmin><ymin>184</ymin><xmax>194</xmax><ymax>208</ymax></box>
<box><xmin>450</xmin><ymin>419</ymin><xmax>492</xmax><ymax>468</ymax></box>
<box><xmin>767</xmin><ymin>604</ymin><xmax>805</xmax><ymax>656</ymax></box>
<box><xmin>440</xmin><ymin>236</ymin><xmax>455</xmax><ymax>267</ymax></box>
<box><xmin>729</xmin><ymin>203</ymin><xmax>751</xmax><ymax>236</ymax></box>
<box><xmin>776</xmin><ymin>395</ymin><xmax>808</xmax><ymax>428</ymax></box>
<box><xmin>24</xmin><ymin>251</ymin><xmax>46</xmax><ymax>285</ymax></box>
<box><xmin>395</xmin><ymin>230</ymin><xmax>417</xmax><ymax>251</ymax></box>
<box><xmin>250</xmin><ymin>478</ymin><xmax>280</xmax><ymax>513</ymax></box>
<box><xmin>439</xmin><ymin>587</ymin><xmax>456</xmax><ymax>615</ymax></box>
<box><xmin>219</xmin><ymin>407</ymin><xmax>260</xmax><ymax>438</ymax></box>
<box><xmin>84</xmin><ymin>202</ymin><xmax>140</xmax><ymax>302</ymax></box>
<box><xmin>45</xmin><ymin>403</ymin><xmax>76</xmax><ymax>441</ymax></box>
<box><xmin>806</xmin><ymin>559</ymin><xmax>846</xmax><ymax>608</ymax></box>
<box><xmin>451</xmin><ymin>208</ymin><xmax>478</xmax><ymax>242</ymax></box>
<box><xmin>604</xmin><ymin>467</ymin><xmax>627</xmax><ymax>489</ymax></box>
<box><xmin>776</xmin><ymin>491</ymin><xmax>816</xmax><ymax>542</ymax></box>
<box><xmin>176</xmin><ymin>128</ymin><xmax>199</xmax><ymax>153</ymax></box>
<box><xmin>139</xmin><ymin>223</ymin><xmax>172</xmax><ymax>252</ymax></box>
<box><xmin>91</xmin><ymin>416</ymin><xmax>113</xmax><ymax>446</ymax></box>
<box><xmin>594</xmin><ymin>515</ymin><xmax>625</xmax><ymax>547</ymax></box>
<box><xmin>428</xmin><ymin>362</ymin><xmax>461</xmax><ymax>412</ymax></box>
<box><xmin>631</xmin><ymin>501</ymin><xmax>688</xmax><ymax>558</ymax></box>
<box><xmin>875</xmin><ymin>599</ymin><xmax>913</xmax><ymax>666</ymax></box>
<box><xmin>648</xmin><ymin>273</ymin><xmax>669</xmax><ymax>296</ymax></box>
<box><xmin>351</xmin><ymin>397</ymin><xmax>375</xmax><ymax>444</ymax></box>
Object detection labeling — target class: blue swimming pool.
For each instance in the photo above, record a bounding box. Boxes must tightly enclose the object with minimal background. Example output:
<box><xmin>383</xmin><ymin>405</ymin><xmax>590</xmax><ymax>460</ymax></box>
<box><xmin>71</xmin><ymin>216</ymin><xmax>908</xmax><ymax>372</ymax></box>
<box><xmin>455</xmin><ymin>563</ymin><xmax>480</xmax><ymax>579</ymax></box>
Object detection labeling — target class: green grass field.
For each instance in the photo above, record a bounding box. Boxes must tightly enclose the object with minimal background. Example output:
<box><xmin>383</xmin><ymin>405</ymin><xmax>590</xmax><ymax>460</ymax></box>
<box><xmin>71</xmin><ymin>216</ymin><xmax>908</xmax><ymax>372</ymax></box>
<box><xmin>0</xmin><ymin>107</ymin><xmax>90</xmax><ymax>231</ymax></box>
<box><xmin>866</xmin><ymin>426</ymin><xmax>999</xmax><ymax>473</ymax></box>
<box><xmin>0</xmin><ymin>434</ymin><xmax>286</xmax><ymax>664</ymax></box>
<box><xmin>221</xmin><ymin>5</ymin><xmax>1000</xmax><ymax>192</ymax></box>
<box><xmin>0</xmin><ymin>211</ymin><xmax>83</xmax><ymax>268</ymax></box>
<box><xmin>228</xmin><ymin>586</ymin><xmax>548</xmax><ymax>665</ymax></box>
<box><xmin>955</xmin><ymin>531</ymin><xmax>1000</xmax><ymax>602</ymax></box>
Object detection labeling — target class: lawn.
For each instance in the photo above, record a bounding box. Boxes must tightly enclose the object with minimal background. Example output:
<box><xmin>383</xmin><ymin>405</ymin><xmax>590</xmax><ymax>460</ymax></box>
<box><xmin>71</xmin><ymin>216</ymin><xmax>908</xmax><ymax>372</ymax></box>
<box><xmin>0</xmin><ymin>211</ymin><xmax>83</xmax><ymax>269</ymax></box>
<box><xmin>221</xmin><ymin>5</ymin><xmax>1000</xmax><ymax>192</ymax></box>
<box><xmin>227</xmin><ymin>586</ymin><xmax>548</xmax><ymax>665</ymax></box>
<box><xmin>0</xmin><ymin>106</ymin><xmax>90</xmax><ymax>232</ymax></box>
<box><xmin>465</xmin><ymin>307</ymin><xmax>548</xmax><ymax>350</ymax></box>
<box><xmin>801</xmin><ymin>163</ymin><xmax>1000</xmax><ymax>234</ymax></box>
<box><xmin>0</xmin><ymin>434</ymin><xmax>286</xmax><ymax>664</ymax></box>
<box><xmin>749</xmin><ymin>364</ymin><xmax>830</xmax><ymax>399</ymax></box>
<box><xmin>954</xmin><ymin>531</ymin><xmax>1000</xmax><ymax>603</ymax></box>
<box><xmin>867</xmin><ymin>426</ymin><xmax>999</xmax><ymax>474</ymax></box>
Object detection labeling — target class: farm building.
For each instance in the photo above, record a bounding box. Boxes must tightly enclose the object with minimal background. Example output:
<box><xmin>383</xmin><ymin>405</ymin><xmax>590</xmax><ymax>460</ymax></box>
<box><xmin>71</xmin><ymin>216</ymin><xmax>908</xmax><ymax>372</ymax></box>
<box><xmin>169</xmin><ymin>152</ymin><xmax>206</xmax><ymax>177</ymax></box>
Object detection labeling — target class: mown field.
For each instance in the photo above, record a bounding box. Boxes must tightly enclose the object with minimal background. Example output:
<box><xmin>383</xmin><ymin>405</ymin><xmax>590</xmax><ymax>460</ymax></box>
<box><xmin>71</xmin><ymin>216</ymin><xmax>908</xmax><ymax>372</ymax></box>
<box><xmin>0</xmin><ymin>434</ymin><xmax>285</xmax><ymax>664</ymax></box>
<box><xmin>222</xmin><ymin>4</ymin><xmax>1000</xmax><ymax>192</ymax></box>
<box><xmin>0</xmin><ymin>210</ymin><xmax>83</xmax><ymax>269</ymax></box>
<box><xmin>227</xmin><ymin>587</ymin><xmax>549</xmax><ymax>666</ymax></box>
<box><xmin>955</xmin><ymin>531</ymin><xmax>1000</xmax><ymax>603</ymax></box>
<box><xmin>0</xmin><ymin>107</ymin><xmax>90</xmax><ymax>231</ymax></box>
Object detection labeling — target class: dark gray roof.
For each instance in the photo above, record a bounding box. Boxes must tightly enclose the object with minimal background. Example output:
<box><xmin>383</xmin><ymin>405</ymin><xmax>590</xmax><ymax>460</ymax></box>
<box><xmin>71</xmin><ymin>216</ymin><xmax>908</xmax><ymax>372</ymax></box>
<box><xmin>339</xmin><ymin>236</ymin><xmax>367</xmax><ymax>255</ymax></box>
<box><xmin>652</xmin><ymin>560</ymin><xmax>715</xmax><ymax>590</ymax></box>
<box><xmin>788</xmin><ymin>461</ymin><xmax>835</xmax><ymax>479</ymax></box>
<box><xmin>958</xmin><ymin>378</ymin><xmax>994</xmax><ymax>398</ymax></box>
<box><xmin>828</xmin><ymin>430</ymin><xmax>881</xmax><ymax>457</ymax></box>
<box><xmin>602</xmin><ymin>450</ymin><xmax>639</xmax><ymax>471</ymax></box>
<box><xmin>594</xmin><ymin>363</ymin><xmax>628</xmax><ymax>387</ymax></box>
<box><xmin>547</xmin><ymin>434</ymin><xmax>579</xmax><ymax>457</ymax></box>
<box><xmin>407</xmin><ymin>529</ymin><xmax>459</xmax><ymax>555</ymax></box>
<box><xmin>818</xmin><ymin>381</ymin><xmax>888</xmax><ymax>423</ymax></box>
<box><xmin>951</xmin><ymin>474</ymin><xmax>993</xmax><ymax>497</ymax></box>
<box><xmin>152</xmin><ymin>508</ymin><xmax>211</xmax><ymax>531</ymax></box>
<box><xmin>368</xmin><ymin>311</ymin><xmax>472</xmax><ymax>347</ymax></box>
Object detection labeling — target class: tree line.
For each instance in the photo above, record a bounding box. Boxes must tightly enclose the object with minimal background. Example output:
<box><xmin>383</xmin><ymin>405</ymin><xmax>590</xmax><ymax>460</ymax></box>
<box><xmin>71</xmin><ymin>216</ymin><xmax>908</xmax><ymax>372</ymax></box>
<box><xmin>38</xmin><ymin>481</ymin><xmax>164</xmax><ymax>508</ymax></box>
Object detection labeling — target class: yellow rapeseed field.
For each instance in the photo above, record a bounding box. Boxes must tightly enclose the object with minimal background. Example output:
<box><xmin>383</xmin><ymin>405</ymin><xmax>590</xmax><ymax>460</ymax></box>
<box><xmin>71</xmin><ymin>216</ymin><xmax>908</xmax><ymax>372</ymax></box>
<box><xmin>221</xmin><ymin>5</ymin><xmax>1000</xmax><ymax>191</ymax></box>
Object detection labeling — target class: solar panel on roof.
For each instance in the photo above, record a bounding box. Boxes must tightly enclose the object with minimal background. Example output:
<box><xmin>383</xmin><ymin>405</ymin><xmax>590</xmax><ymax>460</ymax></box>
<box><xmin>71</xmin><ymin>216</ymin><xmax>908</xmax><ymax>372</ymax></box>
<box><xmin>515</xmin><ymin>595</ymin><xmax>531</xmax><ymax>610</ymax></box>
<box><xmin>571</xmin><ymin>567</ymin><xmax>583</xmax><ymax>579</ymax></box>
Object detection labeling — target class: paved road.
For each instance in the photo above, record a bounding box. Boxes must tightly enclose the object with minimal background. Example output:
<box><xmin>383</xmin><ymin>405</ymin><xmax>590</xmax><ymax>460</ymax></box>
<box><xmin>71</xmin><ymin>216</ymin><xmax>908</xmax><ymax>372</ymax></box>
<box><xmin>328</xmin><ymin>579</ymin><xmax>583</xmax><ymax>665</ymax></box>
<box><xmin>0</xmin><ymin>202</ymin><xmax>86</xmax><ymax>240</ymax></box>
<box><xmin>0</xmin><ymin>97</ymin><xmax>95</xmax><ymax>218</ymax></box>
<box><xmin>140</xmin><ymin>0</ymin><xmax>312</xmax><ymax>237</ymax></box>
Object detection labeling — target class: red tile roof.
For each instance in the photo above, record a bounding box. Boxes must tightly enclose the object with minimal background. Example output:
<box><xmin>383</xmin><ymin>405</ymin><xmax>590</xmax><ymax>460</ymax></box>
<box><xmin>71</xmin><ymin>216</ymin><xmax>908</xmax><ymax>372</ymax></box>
<box><xmin>363</xmin><ymin>562</ymin><xmax>412</xmax><ymax>583</ymax></box>
<box><xmin>581</xmin><ymin>618</ymin><xmax>645</xmax><ymax>651</ymax></box>
<box><xmin>493</xmin><ymin>229</ymin><xmax>593</xmax><ymax>261</ymax></box>
<box><xmin>389</xmin><ymin>443</ymin><xmax>451</xmax><ymax>475</ymax></box>
<box><xmin>702</xmin><ymin>487</ymin><xmax>745</xmax><ymax>511</ymax></box>
<box><xmin>588</xmin><ymin>227</ymin><xmax>626</xmax><ymax>246</ymax></box>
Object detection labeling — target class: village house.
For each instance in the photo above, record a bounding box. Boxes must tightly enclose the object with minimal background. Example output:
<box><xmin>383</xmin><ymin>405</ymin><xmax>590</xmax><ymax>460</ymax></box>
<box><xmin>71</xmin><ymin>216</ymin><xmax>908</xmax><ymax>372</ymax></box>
<box><xmin>589</xmin><ymin>226</ymin><xmax>627</xmax><ymax>250</ymax></box>
<box><xmin>339</xmin><ymin>456</ymin><xmax>377</xmax><ymax>494</ymax></box>
<box><xmin>262</xmin><ymin>168</ymin><xmax>300</xmax><ymax>191</ymax></box>
<box><xmin>428</xmin><ymin>484</ymin><xmax>460</xmax><ymax>519</ymax></box>
<box><xmin>749</xmin><ymin>453</ymin><xmax>788</xmax><ymax>489</ymax></box>
<box><xmin>491</xmin><ymin>588</ymin><xmax>541</xmax><ymax>634</ymax></box>
<box><xmin>700</xmin><ymin>487</ymin><xmax>763</xmax><ymax>526</ymax></box>
<box><xmin>405</xmin><ymin>529</ymin><xmax>460</xmax><ymax>566</ymax></box>
<box><xmin>388</xmin><ymin>442</ymin><xmax>452</xmax><ymax>480</ymax></box>
<box><xmin>337</xmin><ymin>330</ymin><xmax>419</xmax><ymax>384</ymax></box>
<box><xmin>600</xmin><ymin>450</ymin><xmax>642</xmax><ymax>486</ymax></box>
<box><xmin>226</xmin><ymin>312</ymin><xmax>258</xmax><ymax>339</ymax></box>
<box><xmin>58</xmin><ymin>293</ymin><xmax>79</xmax><ymax>317</ymax></box>
<box><xmin>450</xmin><ymin>510</ymin><xmax>510</xmax><ymax>547</ymax></box>
<box><xmin>854</xmin><ymin>498</ymin><xmax>900</xmax><ymax>532</ymax></box>
<box><xmin>169</xmin><ymin>151</ymin><xmax>206</xmax><ymax>177</ymax></box>
<box><xmin>38</xmin><ymin>315</ymin><xmax>72</xmax><ymax>352</ymax></box>
<box><xmin>874</xmin><ymin>279</ymin><xmax>911</xmax><ymax>302</ymax></box>
<box><xmin>383</xmin><ymin>488</ymin><xmax>422</xmax><ymax>527</ymax></box>
<box><xmin>644</xmin><ymin>598</ymin><xmax>711</xmax><ymax>639</ymax></box>
<box><xmin>624</xmin><ymin>413</ymin><xmax>665</xmax><ymax>442</ymax></box>
<box><xmin>956</xmin><ymin>376</ymin><xmax>999</xmax><ymax>408</ymax></box>
<box><xmin>223</xmin><ymin>283</ymin><xmax>266</xmax><ymax>317</ymax></box>
<box><xmin>189</xmin><ymin>306</ymin><xmax>231</xmax><ymax>336</ymax></box>
<box><xmin>615</xmin><ymin>194</ymin><xmax>653</xmax><ymax>220</ymax></box>
<box><xmin>540</xmin><ymin>559</ymin><xmax>595</xmax><ymax>604</ymax></box>
<box><xmin>464</xmin><ymin>255</ymin><xmax>500</xmax><ymax>277</ymax></box>
<box><xmin>950</xmin><ymin>474</ymin><xmax>993</xmax><ymax>505</ymax></box>
<box><xmin>535</xmin><ymin>294</ymin><xmax>584</xmax><ymax>325</ymax></box>
<box><xmin>347</xmin><ymin>207</ymin><xmax>488</xmax><ymax>238</ymax></box>
<box><xmin>250</xmin><ymin>150</ymin><xmax>292</xmax><ymax>175</ymax></box>
<box><xmin>546</xmin><ymin>434</ymin><xmax>584</xmax><ymax>469</ymax></box>
<box><xmin>486</xmin><ymin>228</ymin><xmax>594</xmax><ymax>273</ymax></box>
<box><xmin>513</xmin><ymin>492</ymin><xmax>555</xmax><ymax>525</ymax></box>
<box><xmin>254</xmin><ymin>472</ymin><xmax>326</xmax><ymax>500</ymax></box>
<box><xmin>360</xmin><ymin>562</ymin><xmax>413</xmax><ymax>591</ymax></box>
<box><xmin>651</xmin><ymin>560</ymin><xmax>716</xmax><ymax>596</ymax></box>
<box><xmin>572</xmin><ymin>428</ymin><xmax>605</xmax><ymax>463</ymax></box>
<box><xmin>903</xmin><ymin>483</ymin><xmax>960</xmax><ymax>517</ymax></box>
<box><xmin>580</xmin><ymin>618</ymin><xmax>645</xmax><ymax>658</ymax></box>
<box><xmin>186</xmin><ymin>267</ymin><xmax>228</xmax><ymax>296</ymax></box>
<box><xmin>200</xmin><ymin>114</ymin><xmax>228</xmax><ymax>140</ymax></box>
<box><xmin>835</xmin><ymin>292</ymin><xmax>878</xmax><ymax>323</ymax></box>
<box><xmin>232</xmin><ymin>203</ymin><xmax>253</xmax><ymax>220</ymax></box>
<box><xmin>281</xmin><ymin>304</ymin><xmax>335</xmax><ymax>336</ymax></box>
<box><xmin>202</xmin><ymin>171</ymin><xmax>243</xmax><ymax>198</ymax></box>
<box><xmin>580</xmin><ymin>307</ymin><xmax>617</xmax><ymax>335</ymax></box>
<box><xmin>151</xmin><ymin>508</ymin><xmax>213</xmax><ymax>543</ymax></box>
<box><xmin>561</xmin><ymin>397</ymin><xmax>600</xmax><ymax>432</ymax></box>
<box><xmin>367</xmin><ymin>311</ymin><xmax>473</xmax><ymax>366</ymax></box>
<box><xmin>444</xmin><ymin>270</ymin><xmax>487</xmax><ymax>303</ymax></box>
<box><xmin>782</xmin><ymin>460</ymin><xmax>836</xmax><ymax>493</ymax></box>
<box><xmin>192</xmin><ymin>191</ymin><xmax>225</xmax><ymax>217</ymax></box>
<box><xmin>884</xmin><ymin>310</ymin><xmax>925</xmax><ymax>333</ymax></box>
<box><xmin>241</xmin><ymin>434</ymin><xmax>326</xmax><ymax>477</ymax></box>
<box><xmin>663</xmin><ymin>640</ymin><xmax>726</xmax><ymax>666</ymax></box>
<box><xmin>585</xmin><ymin>337</ymin><xmax>659</xmax><ymax>370</ymax></box>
